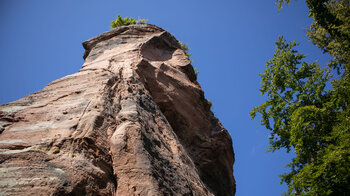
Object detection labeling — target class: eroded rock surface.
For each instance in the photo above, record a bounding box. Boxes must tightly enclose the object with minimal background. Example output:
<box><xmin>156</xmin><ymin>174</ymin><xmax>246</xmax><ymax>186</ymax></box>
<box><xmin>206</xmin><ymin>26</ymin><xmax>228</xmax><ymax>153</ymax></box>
<box><xmin>0</xmin><ymin>24</ymin><xmax>235</xmax><ymax>196</ymax></box>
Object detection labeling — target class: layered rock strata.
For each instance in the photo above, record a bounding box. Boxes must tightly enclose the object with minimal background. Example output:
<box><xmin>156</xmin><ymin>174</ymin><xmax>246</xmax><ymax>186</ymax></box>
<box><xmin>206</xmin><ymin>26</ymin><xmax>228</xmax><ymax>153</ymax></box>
<box><xmin>0</xmin><ymin>24</ymin><xmax>235</xmax><ymax>196</ymax></box>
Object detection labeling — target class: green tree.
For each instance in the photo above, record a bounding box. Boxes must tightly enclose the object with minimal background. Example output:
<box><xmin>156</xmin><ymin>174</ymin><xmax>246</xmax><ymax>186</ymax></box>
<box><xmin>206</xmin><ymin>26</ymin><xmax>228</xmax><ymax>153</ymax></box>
<box><xmin>278</xmin><ymin>0</ymin><xmax>350</xmax><ymax>71</ymax></box>
<box><xmin>110</xmin><ymin>14</ymin><xmax>148</xmax><ymax>29</ymax></box>
<box><xmin>251</xmin><ymin>0</ymin><xmax>350</xmax><ymax>195</ymax></box>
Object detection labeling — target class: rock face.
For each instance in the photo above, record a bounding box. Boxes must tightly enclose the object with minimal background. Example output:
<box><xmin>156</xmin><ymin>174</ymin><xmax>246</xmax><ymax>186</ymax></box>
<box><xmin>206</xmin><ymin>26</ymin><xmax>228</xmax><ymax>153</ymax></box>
<box><xmin>0</xmin><ymin>24</ymin><xmax>235</xmax><ymax>196</ymax></box>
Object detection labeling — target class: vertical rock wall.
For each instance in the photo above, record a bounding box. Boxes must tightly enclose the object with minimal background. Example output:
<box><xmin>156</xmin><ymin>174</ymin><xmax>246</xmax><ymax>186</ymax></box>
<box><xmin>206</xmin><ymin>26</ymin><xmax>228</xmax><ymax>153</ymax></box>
<box><xmin>0</xmin><ymin>24</ymin><xmax>235</xmax><ymax>196</ymax></box>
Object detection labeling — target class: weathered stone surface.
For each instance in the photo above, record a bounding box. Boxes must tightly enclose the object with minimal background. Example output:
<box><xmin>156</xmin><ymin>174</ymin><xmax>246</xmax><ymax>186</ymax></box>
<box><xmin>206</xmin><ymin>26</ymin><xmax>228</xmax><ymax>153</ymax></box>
<box><xmin>0</xmin><ymin>24</ymin><xmax>235</xmax><ymax>196</ymax></box>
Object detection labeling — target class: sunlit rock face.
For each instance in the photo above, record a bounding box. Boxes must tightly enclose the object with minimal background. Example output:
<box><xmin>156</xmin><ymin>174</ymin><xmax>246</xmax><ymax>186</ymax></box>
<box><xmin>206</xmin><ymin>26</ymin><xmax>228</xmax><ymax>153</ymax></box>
<box><xmin>0</xmin><ymin>24</ymin><xmax>235</xmax><ymax>196</ymax></box>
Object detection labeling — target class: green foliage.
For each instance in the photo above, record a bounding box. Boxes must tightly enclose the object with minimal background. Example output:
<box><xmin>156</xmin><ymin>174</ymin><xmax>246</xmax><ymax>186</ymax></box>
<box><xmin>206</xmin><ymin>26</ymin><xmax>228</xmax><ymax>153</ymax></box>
<box><xmin>194</xmin><ymin>67</ymin><xmax>199</xmax><ymax>76</ymax></box>
<box><xmin>251</xmin><ymin>36</ymin><xmax>350</xmax><ymax>195</ymax></box>
<box><xmin>306</xmin><ymin>0</ymin><xmax>350</xmax><ymax>72</ymax></box>
<box><xmin>276</xmin><ymin>0</ymin><xmax>292</xmax><ymax>11</ymax></box>
<box><xmin>252</xmin><ymin>1</ymin><xmax>350</xmax><ymax>195</ymax></box>
<box><xmin>136</xmin><ymin>16</ymin><xmax>148</xmax><ymax>24</ymax></box>
<box><xmin>111</xmin><ymin>14</ymin><xmax>135</xmax><ymax>29</ymax></box>
<box><xmin>110</xmin><ymin>14</ymin><xmax>148</xmax><ymax>29</ymax></box>
<box><xmin>179</xmin><ymin>41</ymin><xmax>198</xmax><ymax>76</ymax></box>
<box><xmin>277</xmin><ymin>0</ymin><xmax>350</xmax><ymax>71</ymax></box>
<box><xmin>179</xmin><ymin>42</ymin><xmax>192</xmax><ymax>58</ymax></box>
<box><xmin>250</xmin><ymin>36</ymin><xmax>332</xmax><ymax>152</ymax></box>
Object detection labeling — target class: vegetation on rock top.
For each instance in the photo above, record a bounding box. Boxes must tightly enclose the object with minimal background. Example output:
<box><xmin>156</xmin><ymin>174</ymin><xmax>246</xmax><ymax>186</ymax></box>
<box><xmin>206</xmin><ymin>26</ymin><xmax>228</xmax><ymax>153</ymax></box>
<box><xmin>110</xmin><ymin>14</ymin><xmax>148</xmax><ymax>29</ymax></box>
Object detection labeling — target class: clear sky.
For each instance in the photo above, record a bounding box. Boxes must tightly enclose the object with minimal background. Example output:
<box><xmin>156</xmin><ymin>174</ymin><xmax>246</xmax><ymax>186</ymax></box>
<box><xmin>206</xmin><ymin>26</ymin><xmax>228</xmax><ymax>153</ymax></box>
<box><xmin>0</xmin><ymin>0</ymin><xmax>331</xmax><ymax>195</ymax></box>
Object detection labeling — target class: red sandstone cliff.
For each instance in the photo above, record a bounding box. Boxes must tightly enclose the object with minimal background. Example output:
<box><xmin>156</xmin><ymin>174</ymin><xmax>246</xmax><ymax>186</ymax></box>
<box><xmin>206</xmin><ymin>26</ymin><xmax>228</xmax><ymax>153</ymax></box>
<box><xmin>0</xmin><ymin>24</ymin><xmax>235</xmax><ymax>196</ymax></box>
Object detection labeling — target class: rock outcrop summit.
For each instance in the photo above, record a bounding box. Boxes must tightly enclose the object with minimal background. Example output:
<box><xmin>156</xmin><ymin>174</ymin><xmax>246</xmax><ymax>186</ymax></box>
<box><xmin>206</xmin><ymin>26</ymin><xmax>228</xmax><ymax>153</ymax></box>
<box><xmin>0</xmin><ymin>24</ymin><xmax>235</xmax><ymax>196</ymax></box>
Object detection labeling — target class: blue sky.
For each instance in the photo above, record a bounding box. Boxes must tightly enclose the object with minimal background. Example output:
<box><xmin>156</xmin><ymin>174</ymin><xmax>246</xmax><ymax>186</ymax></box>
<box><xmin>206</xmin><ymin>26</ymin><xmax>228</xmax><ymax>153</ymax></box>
<box><xmin>0</xmin><ymin>0</ymin><xmax>331</xmax><ymax>195</ymax></box>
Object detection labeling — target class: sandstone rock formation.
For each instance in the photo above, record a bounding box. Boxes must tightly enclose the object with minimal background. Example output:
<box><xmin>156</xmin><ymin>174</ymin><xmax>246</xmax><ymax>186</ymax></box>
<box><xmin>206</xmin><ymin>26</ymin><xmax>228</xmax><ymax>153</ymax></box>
<box><xmin>0</xmin><ymin>24</ymin><xmax>235</xmax><ymax>196</ymax></box>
